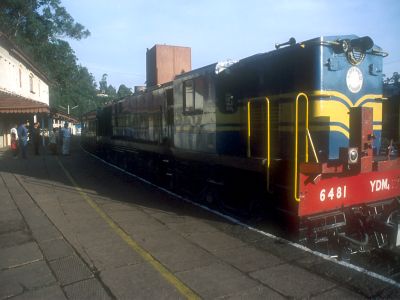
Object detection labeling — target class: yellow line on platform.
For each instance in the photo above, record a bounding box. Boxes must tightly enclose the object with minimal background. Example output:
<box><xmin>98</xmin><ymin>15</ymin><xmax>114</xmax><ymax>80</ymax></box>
<box><xmin>57</xmin><ymin>158</ymin><xmax>200</xmax><ymax>300</ymax></box>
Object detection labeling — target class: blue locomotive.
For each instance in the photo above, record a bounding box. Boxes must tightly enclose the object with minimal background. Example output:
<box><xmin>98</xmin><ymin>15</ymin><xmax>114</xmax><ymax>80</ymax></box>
<box><xmin>82</xmin><ymin>35</ymin><xmax>400</xmax><ymax>255</ymax></box>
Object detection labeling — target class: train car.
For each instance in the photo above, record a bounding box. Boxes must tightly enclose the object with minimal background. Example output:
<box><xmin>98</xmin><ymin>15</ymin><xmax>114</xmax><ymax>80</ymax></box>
<box><xmin>82</xmin><ymin>35</ymin><xmax>400</xmax><ymax>255</ymax></box>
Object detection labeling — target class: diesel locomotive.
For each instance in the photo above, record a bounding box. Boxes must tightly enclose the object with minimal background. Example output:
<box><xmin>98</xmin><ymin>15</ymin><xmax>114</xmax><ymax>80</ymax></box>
<box><xmin>82</xmin><ymin>35</ymin><xmax>400</xmax><ymax>255</ymax></box>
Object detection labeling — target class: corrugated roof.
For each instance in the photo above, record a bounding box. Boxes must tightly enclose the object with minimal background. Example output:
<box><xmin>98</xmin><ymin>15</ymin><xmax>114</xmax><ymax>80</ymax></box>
<box><xmin>0</xmin><ymin>97</ymin><xmax>49</xmax><ymax>113</ymax></box>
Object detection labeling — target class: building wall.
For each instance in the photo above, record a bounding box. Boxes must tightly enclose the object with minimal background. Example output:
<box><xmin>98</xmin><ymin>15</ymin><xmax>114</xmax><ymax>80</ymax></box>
<box><xmin>0</xmin><ymin>46</ymin><xmax>49</xmax><ymax>105</ymax></box>
<box><xmin>146</xmin><ymin>45</ymin><xmax>191</xmax><ymax>87</ymax></box>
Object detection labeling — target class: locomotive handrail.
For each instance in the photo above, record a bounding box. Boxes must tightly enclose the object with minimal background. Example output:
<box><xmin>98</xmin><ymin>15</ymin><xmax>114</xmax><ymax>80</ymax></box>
<box><xmin>371</xmin><ymin>50</ymin><xmax>389</xmax><ymax>57</ymax></box>
<box><xmin>307</xmin><ymin>128</ymin><xmax>319</xmax><ymax>163</ymax></box>
<box><xmin>266</xmin><ymin>97</ymin><xmax>270</xmax><ymax>192</ymax></box>
<box><xmin>319</xmin><ymin>40</ymin><xmax>388</xmax><ymax>57</ymax></box>
<box><xmin>247</xmin><ymin>97</ymin><xmax>271</xmax><ymax>192</ymax></box>
<box><xmin>294</xmin><ymin>93</ymin><xmax>309</xmax><ymax>202</ymax></box>
<box><xmin>247</xmin><ymin>101</ymin><xmax>251</xmax><ymax>157</ymax></box>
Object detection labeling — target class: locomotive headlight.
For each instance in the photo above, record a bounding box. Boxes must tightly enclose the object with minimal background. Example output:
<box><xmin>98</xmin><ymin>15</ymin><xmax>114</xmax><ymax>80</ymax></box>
<box><xmin>341</xmin><ymin>39</ymin><xmax>350</xmax><ymax>53</ymax></box>
<box><xmin>348</xmin><ymin>148</ymin><xmax>359</xmax><ymax>164</ymax></box>
<box><xmin>346</xmin><ymin>66</ymin><xmax>363</xmax><ymax>93</ymax></box>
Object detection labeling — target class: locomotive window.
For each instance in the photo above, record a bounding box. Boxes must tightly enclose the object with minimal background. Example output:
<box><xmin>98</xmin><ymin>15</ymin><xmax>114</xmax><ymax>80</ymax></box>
<box><xmin>194</xmin><ymin>77</ymin><xmax>205</xmax><ymax>111</ymax></box>
<box><xmin>184</xmin><ymin>80</ymin><xmax>194</xmax><ymax>112</ymax></box>
<box><xmin>183</xmin><ymin>78</ymin><xmax>205</xmax><ymax>114</ymax></box>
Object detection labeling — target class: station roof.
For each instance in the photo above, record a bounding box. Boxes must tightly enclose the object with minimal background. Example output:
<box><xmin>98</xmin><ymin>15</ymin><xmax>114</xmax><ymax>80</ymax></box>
<box><xmin>0</xmin><ymin>93</ymin><xmax>49</xmax><ymax>114</ymax></box>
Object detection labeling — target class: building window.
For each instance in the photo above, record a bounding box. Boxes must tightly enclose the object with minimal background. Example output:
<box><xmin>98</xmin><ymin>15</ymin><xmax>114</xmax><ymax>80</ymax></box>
<box><xmin>19</xmin><ymin>67</ymin><xmax>22</xmax><ymax>88</ymax></box>
<box><xmin>183</xmin><ymin>77</ymin><xmax>206</xmax><ymax>114</ymax></box>
<box><xmin>29</xmin><ymin>73</ymin><xmax>34</xmax><ymax>93</ymax></box>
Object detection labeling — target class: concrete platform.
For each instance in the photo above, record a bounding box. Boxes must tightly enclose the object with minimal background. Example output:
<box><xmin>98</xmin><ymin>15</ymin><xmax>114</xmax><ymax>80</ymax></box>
<box><xmin>1</xmin><ymin>140</ymin><xmax>399</xmax><ymax>299</ymax></box>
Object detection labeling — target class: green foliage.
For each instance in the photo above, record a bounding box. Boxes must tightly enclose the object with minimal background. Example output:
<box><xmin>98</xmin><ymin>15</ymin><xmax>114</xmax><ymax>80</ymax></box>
<box><xmin>97</xmin><ymin>73</ymin><xmax>126</xmax><ymax>105</ymax></box>
<box><xmin>99</xmin><ymin>73</ymin><xmax>108</xmax><ymax>94</ymax></box>
<box><xmin>117</xmin><ymin>84</ymin><xmax>132</xmax><ymax>98</ymax></box>
<box><xmin>107</xmin><ymin>85</ymin><xmax>117</xmax><ymax>99</ymax></box>
<box><xmin>0</xmin><ymin>0</ymin><xmax>89</xmax><ymax>41</ymax></box>
<box><xmin>0</xmin><ymin>0</ymin><xmax>95</xmax><ymax>117</ymax></box>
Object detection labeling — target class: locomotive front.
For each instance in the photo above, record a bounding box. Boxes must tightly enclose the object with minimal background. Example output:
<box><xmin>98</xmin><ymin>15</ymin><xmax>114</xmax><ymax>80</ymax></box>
<box><xmin>298</xmin><ymin>36</ymin><xmax>400</xmax><ymax>253</ymax></box>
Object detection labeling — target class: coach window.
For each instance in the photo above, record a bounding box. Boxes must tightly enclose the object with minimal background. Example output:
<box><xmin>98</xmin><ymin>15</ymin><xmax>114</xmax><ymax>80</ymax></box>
<box><xmin>194</xmin><ymin>77</ymin><xmax>205</xmax><ymax>111</ymax></box>
<box><xmin>183</xmin><ymin>77</ymin><xmax>205</xmax><ymax>114</ymax></box>
<box><xmin>184</xmin><ymin>80</ymin><xmax>194</xmax><ymax>112</ymax></box>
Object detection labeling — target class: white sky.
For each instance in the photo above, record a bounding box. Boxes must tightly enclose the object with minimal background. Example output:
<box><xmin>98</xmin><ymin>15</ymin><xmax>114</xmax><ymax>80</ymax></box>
<box><xmin>62</xmin><ymin>0</ymin><xmax>400</xmax><ymax>89</ymax></box>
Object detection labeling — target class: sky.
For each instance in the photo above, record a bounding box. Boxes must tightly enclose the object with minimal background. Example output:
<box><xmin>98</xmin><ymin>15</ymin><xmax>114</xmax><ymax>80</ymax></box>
<box><xmin>62</xmin><ymin>0</ymin><xmax>400</xmax><ymax>89</ymax></box>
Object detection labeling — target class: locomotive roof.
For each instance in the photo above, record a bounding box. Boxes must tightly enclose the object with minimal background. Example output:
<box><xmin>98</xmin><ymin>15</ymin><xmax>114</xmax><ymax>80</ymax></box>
<box><xmin>174</xmin><ymin>63</ymin><xmax>218</xmax><ymax>79</ymax></box>
<box><xmin>175</xmin><ymin>35</ymin><xmax>383</xmax><ymax>78</ymax></box>
<box><xmin>173</xmin><ymin>36</ymin><xmax>312</xmax><ymax>78</ymax></box>
<box><xmin>130</xmin><ymin>35</ymin><xmax>384</xmax><ymax>98</ymax></box>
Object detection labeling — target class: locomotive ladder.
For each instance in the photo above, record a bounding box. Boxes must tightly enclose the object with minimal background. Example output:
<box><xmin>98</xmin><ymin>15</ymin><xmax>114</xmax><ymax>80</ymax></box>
<box><xmin>247</xmin><ymin>97</ymin><xmax>271</xmax><ymax>191</ymax></box>
<box><xmin>294</xmin><ymin>92</ymin><xmax>319</xmax><ymax>201</ymax></box>
<box><xmin>247</xmin><ymin>94</ymin><xmax>318</xmax><ymax>198</ymax></box>
<box><xmin>294</xmin><ymin>93</ymin><xmax>309</xmax><ymax>201</ymax></box>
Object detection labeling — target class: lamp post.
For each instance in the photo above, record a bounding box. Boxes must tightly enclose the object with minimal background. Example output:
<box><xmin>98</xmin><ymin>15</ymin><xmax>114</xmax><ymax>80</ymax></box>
<box><xmin>58</xmin><ymin>104</ymin><xmax>79</xmax><ymax>135</ymax></box>
<box><xmin>68</xmin><ymin>104</ymin><xmax>79</xmax><ymax>115</ymax></box>
<box><xmin>59</xmin><ymin>104</ymin><xmax>79</xmax><ymax>115</ymax></box>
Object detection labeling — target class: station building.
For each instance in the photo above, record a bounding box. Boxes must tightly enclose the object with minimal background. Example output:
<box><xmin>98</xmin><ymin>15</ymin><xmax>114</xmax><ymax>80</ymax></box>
<box><xmin>0</xmin><ymin>32</ymin><xmax>50</xmax><ymax>147</ymax></box>
<box><xmin>0</xmin><ymin>33</ymin><xmax>79</xmax><ymax>148</ymax></box>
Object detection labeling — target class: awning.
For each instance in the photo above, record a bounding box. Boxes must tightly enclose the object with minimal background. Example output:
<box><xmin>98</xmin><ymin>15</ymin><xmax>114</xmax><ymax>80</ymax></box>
<box><xmin>0</xmin><ymin>97</ymin><xmax>50</xmax><ymax>114</ymax></box>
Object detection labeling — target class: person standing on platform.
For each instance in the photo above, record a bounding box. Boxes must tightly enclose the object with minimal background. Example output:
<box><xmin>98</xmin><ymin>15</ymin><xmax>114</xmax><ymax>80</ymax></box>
<box><xmin>10</xmin><ymin>124</ymin><xmax>18</xmax><ymax>140</ymax></box>
<box><xmin>58</xmin><ymin>126</ymin><xmax>63</xmax><ymax>150</ymax></box>
<box><xmin>33</xmin><ymin>122</ymin><xmax>41</xmax><ymax>155</ymax></box>
<box><xmin>10</xmin><ymin>124</ymin><xmax>19</xmax><ymax>158</ymax></box>
<box><xmin>17</xmin><ymin>121</ymin><xmax>29</xmax><ymax>159</ymax></box>
<box><xmin>48</xmin><ymin>128</ymin><xmax>58</xmax><ymax>155</ymax></box>
<box><xmin>61</xmin><ymin>122</ymin><xmax>71</xmax><ymax>155</ymax></box>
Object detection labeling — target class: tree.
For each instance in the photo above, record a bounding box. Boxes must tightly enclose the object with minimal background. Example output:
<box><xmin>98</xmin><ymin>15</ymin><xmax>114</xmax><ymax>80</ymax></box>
<box><xmin>107</xmin><ymin>85</ymin><xmax>117</xmax><ymax>99</ymax></box>
<box><xmin>384</xmin><ymin>72</ymin><xmax>400</xmax><ymax>85</ymax></box>
<box><xmin>0</xmin><ymin>0</ymin><xmax>96</xmax><ymax>116</ymax></box>
<box><xmin>99</xmin><ymin>73</ymin><xmax>108</xmax><ymax>94</ymax></box>
<box><xmin>96</xmin><ymin>74</ymin><xmax>121</xmax><ymax>106</ymax></box>
<box><xmin>0</xmin><ymin>0</ymin><xmax>89</xmax><ymax>40</ymax></box>
<box><xmin>117</xmin><ymin>84</ymin><xmax>132</xmax><ymax>98</ymax></box>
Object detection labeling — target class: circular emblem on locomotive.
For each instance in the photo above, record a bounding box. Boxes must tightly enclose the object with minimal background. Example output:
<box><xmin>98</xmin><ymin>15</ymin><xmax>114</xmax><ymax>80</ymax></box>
<box><xmin>346</xmin><ymin>66</ymin><xmax>363</xmax><ymax>93</ymax></box>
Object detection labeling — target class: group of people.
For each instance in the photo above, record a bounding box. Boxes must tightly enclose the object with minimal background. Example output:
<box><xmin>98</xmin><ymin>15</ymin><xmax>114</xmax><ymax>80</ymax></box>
<box><xmin>10</xmin><ymin>120</ymin><xmax>29</xmax><ymax>159</ymax></box>
<box><xmin>48</xmin><ymin>123</ymin><xmax>71</xmax><ymax>155</ymax></box>
<box><xmin>10</xmin><ymin>121</ymin><xmax>72</xmax><ymax>159</ymax></box>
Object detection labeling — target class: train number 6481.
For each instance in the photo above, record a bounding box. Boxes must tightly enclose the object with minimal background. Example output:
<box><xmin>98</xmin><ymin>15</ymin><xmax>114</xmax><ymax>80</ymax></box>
<box><xmin>320</xmin><ymin>186</ymin><xmax>347</xmax><ymax>202</ymax></box>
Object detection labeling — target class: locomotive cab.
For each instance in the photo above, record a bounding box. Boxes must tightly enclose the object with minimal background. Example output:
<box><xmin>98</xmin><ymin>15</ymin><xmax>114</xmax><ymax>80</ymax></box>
<box><xmin>299</xmin><ymin>105</ymin><xmax>400</xmax><ymax>253</ymax></box>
